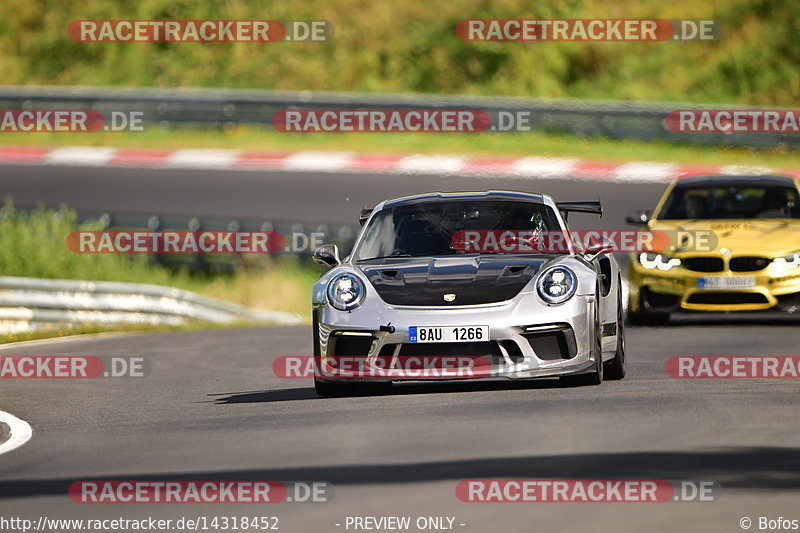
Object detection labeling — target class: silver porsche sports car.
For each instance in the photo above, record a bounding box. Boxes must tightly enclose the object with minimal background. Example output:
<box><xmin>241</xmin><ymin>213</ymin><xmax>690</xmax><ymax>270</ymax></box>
<box><xmin>310</xmin><ymin>190</ymin><xmax>626</xmax><ymax>396</ymax></box>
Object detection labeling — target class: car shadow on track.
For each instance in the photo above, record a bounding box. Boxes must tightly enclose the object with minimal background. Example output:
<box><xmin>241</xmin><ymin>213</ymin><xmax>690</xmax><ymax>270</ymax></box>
<box><xmin>210</xmin><ymin>379</ymin><xmax>568</xmax><ymax>404</ymax></box>
<box><xmin>208</xmin><ymin>388</ymin><xmax>321</xmax><ymax>404</ymax></box>
<box><xmin>2</xmin><ymin>447</ymin><xmax>800</xmax><ymax>499</ymax></box>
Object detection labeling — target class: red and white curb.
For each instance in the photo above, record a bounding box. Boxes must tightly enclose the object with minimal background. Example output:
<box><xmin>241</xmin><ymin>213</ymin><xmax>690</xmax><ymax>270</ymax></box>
<box><xmin>0</xmin><ymin>146</ymin><xmax>797</xmax><ymax>183</ymax></box>
<box><xmin>0</xmin><ymin>410</ymin><xmax>33</xmax><ymax>456</ymax></box>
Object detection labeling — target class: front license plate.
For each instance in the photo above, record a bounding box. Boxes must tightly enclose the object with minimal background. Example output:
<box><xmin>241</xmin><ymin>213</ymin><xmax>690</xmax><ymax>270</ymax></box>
<box><xmin>698</xmin><ymin>276</ymin><xmax>756</xmax><ymax>289</ymax></box>
<box><xmin>409</xmin><ymin>325</ymin><xmax>489</xmax><ymax>343</ymax></box>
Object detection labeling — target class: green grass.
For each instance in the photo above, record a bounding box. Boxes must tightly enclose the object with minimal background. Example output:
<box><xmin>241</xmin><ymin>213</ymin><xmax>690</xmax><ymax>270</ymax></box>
<box><xmin>0</xmin><ymin>201</ymin><xmax>324</xmax><ymax>344</ymax></box>
<box><xmin>3</xmin><ymin>126</ymin><xmax>799</xmax><ymax>169</ymax></box>
<box><xmin>0</xmin><ymin>200</ymin><xmax>192</xmax><ymax>285</ymax></box>
<box><xmin>1</xmin><ymin>0</ymin><xmax>798</xmax><ymax>106</ymax></box>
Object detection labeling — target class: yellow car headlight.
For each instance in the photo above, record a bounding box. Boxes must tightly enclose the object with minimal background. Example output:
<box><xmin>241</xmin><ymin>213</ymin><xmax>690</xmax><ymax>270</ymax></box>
<box><xmin>638</xmin><ymin>252</ymin><xmax>681</xmax><ymax>271</ymax></box>
<box><xmin>775</xmin><ymin>252</ymin><xmax>800</xmax><ymax>269</ymax></box>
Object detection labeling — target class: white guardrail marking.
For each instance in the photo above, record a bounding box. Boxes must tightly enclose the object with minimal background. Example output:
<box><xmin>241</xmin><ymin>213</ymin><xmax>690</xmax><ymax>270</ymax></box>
<box><xmin>0</xmin><ymin>410</ymin><xmax>33</xmax><ymax>456</ymax></box>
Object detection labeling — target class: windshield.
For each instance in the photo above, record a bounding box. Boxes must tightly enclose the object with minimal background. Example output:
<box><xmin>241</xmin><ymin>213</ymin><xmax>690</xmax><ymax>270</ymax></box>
<box><xmin>354</xmin><ymin>200</ymin><xmax>562</xmax><ymax>260</ymax></box>
<box><xmin>657</xmin><ymin>184</ymin><xmax>800</xmax><ymax>220</ymax></box>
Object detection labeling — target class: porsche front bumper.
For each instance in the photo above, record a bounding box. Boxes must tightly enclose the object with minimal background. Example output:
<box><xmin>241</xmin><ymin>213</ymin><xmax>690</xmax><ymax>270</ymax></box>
<box><xmin>313</xmin><ymin>293</ymin><xmax>602</xmax><ymax>383</ymax></box>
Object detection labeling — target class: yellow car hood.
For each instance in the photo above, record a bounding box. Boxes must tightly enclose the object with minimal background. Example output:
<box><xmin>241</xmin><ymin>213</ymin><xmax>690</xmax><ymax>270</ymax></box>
<box><xmin>648</xmin><ymin>219</ymin><xmax>800</xmax><ymax>256</ymax></box>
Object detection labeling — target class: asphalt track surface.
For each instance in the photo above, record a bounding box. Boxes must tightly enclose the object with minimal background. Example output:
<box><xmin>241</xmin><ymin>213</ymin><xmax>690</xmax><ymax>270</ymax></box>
<box><xmin>1</xmin><ymin>164</ymin><xmax>799</xmax><ymax>533</ymax></box>
<box><xmin>0</xmin><ymin>163</ymin><xmax>668</xmax><ymax>227</ymax></box>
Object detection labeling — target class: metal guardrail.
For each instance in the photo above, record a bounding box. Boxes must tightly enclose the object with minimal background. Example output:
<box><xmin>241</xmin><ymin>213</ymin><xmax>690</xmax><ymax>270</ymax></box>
<box><xmin>0</xmin><ymin>85</ymin><xmax>797</xmax><ymax>149</ymax></box>
<box><xmin>0</xmin><ymin>275</ymin><xmax>303</xmax><ymax>335</ymax></box>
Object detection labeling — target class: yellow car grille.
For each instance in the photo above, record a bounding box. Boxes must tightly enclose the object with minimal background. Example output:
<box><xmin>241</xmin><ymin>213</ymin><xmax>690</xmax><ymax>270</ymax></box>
<box><xmin>729</xmin><ymin>257</ymin><xmax>772</xmax><ymax>272</ymax></box>
<box><xmin>682</xmin><ymin>257</ymin><xmax>724</xmax><ymax>272</ymax></box>
<box><xmin>681</xmin><ymin>256</ymin><xmax>772</xmax><ymax>273</ymax></box>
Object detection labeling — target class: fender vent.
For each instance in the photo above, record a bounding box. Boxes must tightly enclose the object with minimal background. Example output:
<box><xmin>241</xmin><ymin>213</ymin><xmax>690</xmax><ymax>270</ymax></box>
<box><xmin>522</xmin><ymin>328</ymin><xmax>577</xmax><ymax>360</ymax></box>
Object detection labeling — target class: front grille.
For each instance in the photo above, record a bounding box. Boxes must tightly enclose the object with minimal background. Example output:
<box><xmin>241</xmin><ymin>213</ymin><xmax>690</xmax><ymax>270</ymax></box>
<box><xmin>376</xmin><ymin>342</ymin><xmax>507</xmax><ymax>372</ymax></box>
<box><xmin>687</xmin><ymin>292</ymin><xmax>769</xmax><ymax>305</ymax></box>
<box><xmin>730</xmin><ymin>256</ymin><xmax>772</xmax><ymax>272</ymax></box>
<box><xmin>397</xmin><ymin>342</ymin><xmax>502</xmax><ymax>359</ymax></box>
<box><xmin>683</xmin><ymin>257</ymin><xmax>724</xmax><ymax>273</ymax></box>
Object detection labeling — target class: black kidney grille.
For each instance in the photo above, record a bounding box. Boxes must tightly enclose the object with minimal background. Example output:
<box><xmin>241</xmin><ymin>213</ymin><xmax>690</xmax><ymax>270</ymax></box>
<box><xmin>730</xmin><ymin>257</ymin><xmax>772</xmax><ymax>272</ymax></box>
<box><xmin>682</xmin><ymin>257</ymin><xmax>724</xmax><ymax>272</ymax></box>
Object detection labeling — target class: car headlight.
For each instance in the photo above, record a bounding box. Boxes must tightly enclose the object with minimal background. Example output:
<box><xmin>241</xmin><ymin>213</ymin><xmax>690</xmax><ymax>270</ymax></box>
<box><xmin>775</xmin><ymin>252</ymin><xmax>800</xmax><ymax>269</ymax></box>
<box><xmin>638</xmin><ymin>252</ymin><xmax>682</xmax><ymax>271</ymax></box>
<box><xmin>537</xmin><ymin>266</ymin><xmax>577</xmax><ymax>305</ymax></box>
<box><xmin>327</xmin><ymin>273</ymin><xmax>366</xmax><ymax>311</ymax></box>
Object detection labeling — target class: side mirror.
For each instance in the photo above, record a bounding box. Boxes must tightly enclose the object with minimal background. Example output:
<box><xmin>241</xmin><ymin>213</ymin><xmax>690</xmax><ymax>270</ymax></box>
<box><xmin>585</xmin><ymin>236</ymin><xmax>615</xmax><ymax>258</ymax></box>
<box><xmin>313</xmin><ymin>244</ymin><xmax>341</xmax><ymax>267</ymax></box>
<box><xmin>625</xmin><ymin>209</ymin><xmax>651</xmax><ymax>225</ymax></box>
<box><xmin>359</xmin><ymin>207</ymin><xmax>373</xmax><ymax>226</ymax></box>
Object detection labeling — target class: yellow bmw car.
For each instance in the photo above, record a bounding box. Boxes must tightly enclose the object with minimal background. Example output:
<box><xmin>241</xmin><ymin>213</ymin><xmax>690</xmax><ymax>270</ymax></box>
<box><xmin>626</xmin><ymin>174</ymin><xmax>800</xmax><ymax>322</ymax></box>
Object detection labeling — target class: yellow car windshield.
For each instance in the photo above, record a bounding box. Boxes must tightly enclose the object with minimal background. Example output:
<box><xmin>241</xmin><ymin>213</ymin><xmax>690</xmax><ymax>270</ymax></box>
<box><xmin>658</xmin><ymin>184</ymin><xmax>800</xmax><ymax>220</ymax></box>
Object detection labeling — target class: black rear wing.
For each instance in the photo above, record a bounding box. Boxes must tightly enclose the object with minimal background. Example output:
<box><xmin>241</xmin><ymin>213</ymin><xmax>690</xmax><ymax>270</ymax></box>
<box><xmin>555</xmin><ymin>201</ymin><xmax>603</xmax><ymax>220</ymax></box>
<box><xmin>361</xmin><ymin>201</ymin><xmax>601</xmax><ymax>225</ymax></box>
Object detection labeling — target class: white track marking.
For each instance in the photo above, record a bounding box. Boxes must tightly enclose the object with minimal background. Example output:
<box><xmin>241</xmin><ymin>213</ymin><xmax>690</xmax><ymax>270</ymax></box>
<box><xmin>613</xmin><ymin>162</ymin><xmax>679</xmax><ymax>182</ymax></box>
<box><xmin>5</xmin><ymin>145</ymin><xmax>798</xmax><ymax>181</ymax></box>
<box><xmin>510</xmin><ymin>157</ymin><xmax>579</xmax><ymax>179</ymax></box>
<box><xmin>0</xmin><ymin>411</ymin><xmax>33</xmax><ymax>456</ymax></box>
<box><xmin>44</xmin><ymin>146</ymin><xmax>117</xmax><ymax>166</ymax></box>
<box><xmin>283</xmin><ymin>151</ymin><xmax>355</xmax><ymax>171</ymax></box>
<box><xmin>167</xmin><ymin>149</ymin><xmax>238</xmax><ymax>168</ymax></box>
<box><xmin>719</xmin><ymin>165</ymin><xmax>773</xmax><ymax>175</ymax></box>
<box><xmin>396</xmin><ymin>155</ymin><xmax>467</xmax><ymax>174</ymax></box>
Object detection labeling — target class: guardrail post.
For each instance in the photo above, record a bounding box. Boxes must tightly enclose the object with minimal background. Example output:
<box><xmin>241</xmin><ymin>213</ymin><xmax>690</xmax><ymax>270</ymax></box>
<box><xmin>147</xmin><ymin>215</ymin><xmax>164</xmax><ymax>267</ymax></box>
<box><xmin>187</xmin><ymin>217</ymin><xmax>206</xmax><ymax>272</ymax></box>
